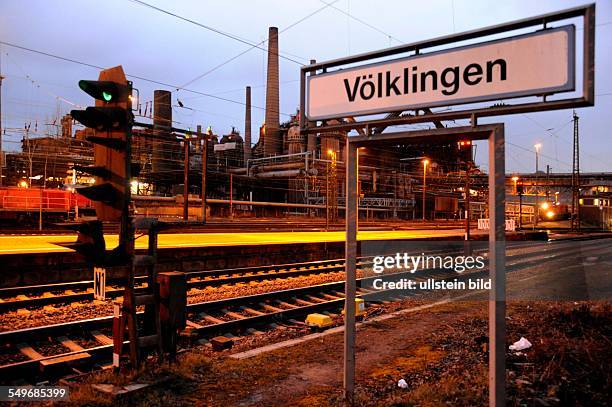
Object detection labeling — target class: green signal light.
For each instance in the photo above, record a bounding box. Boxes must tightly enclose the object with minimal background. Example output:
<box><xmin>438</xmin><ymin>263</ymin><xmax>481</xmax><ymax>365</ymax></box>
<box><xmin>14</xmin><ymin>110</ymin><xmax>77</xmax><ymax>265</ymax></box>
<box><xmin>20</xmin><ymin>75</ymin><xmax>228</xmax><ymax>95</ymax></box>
<box><xmin>102</xmin><ymin>91</ymin><xmax>113</xmax><ymax>102</ymax></box>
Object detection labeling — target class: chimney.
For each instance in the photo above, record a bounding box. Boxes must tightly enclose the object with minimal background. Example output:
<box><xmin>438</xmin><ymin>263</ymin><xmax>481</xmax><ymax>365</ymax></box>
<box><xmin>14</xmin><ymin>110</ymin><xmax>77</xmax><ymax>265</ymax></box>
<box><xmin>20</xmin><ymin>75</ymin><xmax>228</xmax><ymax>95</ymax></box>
<box><xmin>61</xmin><ymin>114</ymin><xmax>73</xmax><ymax>138</ymax></box>
<box><xmin>153</xmin><ymin>90</ymin><xmax>172</xmax><ymax>129</ymax></box>
<box><xmin>306</xmin><ymin>59</ymin><xmax>317</xmax><ymax>154</ymax></box>
<box><xmin>152</xmin><ymin>90</ymin><xmax>172</xmax><ymax>174</ymax></box>
<box><xmin>244</xmin><ymin>86</ymin><xmax>252</xmax><ymax>163</ymax></box>
<box><xmin>264</xmin><ymin>27</ymin><xmax>280</xmax><ymax>156</ymax></box>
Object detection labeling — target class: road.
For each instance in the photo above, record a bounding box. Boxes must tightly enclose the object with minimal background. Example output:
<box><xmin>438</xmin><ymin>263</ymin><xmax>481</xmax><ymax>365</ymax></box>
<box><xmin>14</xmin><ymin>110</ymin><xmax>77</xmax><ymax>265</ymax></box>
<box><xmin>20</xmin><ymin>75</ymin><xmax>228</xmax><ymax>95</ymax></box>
<box><xmin>0</xmin><ymin>229</ymin><xmax>476</xmax><ymax>255</ymax></box>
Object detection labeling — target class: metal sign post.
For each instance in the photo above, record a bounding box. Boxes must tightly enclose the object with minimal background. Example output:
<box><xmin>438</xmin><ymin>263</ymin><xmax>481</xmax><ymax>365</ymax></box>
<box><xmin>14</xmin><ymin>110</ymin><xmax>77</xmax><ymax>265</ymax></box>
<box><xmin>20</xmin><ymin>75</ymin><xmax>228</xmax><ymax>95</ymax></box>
<box><xmin>488</xmin><ymin>125</ymin><xmax>506</xmax><ymax>405</ymax></box>
<box><xmin>299</xmin><ymin>5</ymin><xmax>594</xmax><ymax>406</ymax></box>
<box><xmin>343</xmin><ymin>143</ymin><xmax>358</xmax><ymax>404</ymax></box>
<box><xmin>344</xmin><ymin>125</ymin><xmax>505</xmax><ymax>405</ymax></box>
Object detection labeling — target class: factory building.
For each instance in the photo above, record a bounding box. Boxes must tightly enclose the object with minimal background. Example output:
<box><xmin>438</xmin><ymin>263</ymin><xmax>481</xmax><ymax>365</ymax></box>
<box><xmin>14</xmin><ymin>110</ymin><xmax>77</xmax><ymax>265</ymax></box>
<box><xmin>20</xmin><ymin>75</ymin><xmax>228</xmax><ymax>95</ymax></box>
<box><xmin>1</xmin><ymin>26</ymin><xmax>474</xmax><ymax>221</ymax></box>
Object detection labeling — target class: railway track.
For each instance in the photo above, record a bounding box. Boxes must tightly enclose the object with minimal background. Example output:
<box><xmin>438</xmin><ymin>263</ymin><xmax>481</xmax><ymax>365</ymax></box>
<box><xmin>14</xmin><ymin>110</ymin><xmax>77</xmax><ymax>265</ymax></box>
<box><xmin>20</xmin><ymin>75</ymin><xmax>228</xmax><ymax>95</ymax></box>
<box><xmin>0</xmin><ymin>258</ymin><xmax>353</xmax><ymax>312</ymax></box>
<box><xmin>0</xmin><ymin>237</ymin><xmax>609</xmax><ymax>383</ymax></box>
<box><xmin>0</xmin><ymin>238</ymin><xmax>556</xmax><ymax>312</ymax></box>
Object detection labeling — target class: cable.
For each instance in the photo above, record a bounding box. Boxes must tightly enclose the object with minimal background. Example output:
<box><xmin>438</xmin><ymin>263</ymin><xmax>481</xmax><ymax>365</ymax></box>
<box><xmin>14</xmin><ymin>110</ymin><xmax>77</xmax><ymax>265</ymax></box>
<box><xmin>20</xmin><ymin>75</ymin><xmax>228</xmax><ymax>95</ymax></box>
<box><xmin>177</xmin><ymin>0</ymin><xmax>339</xmax><ymax>91</ymax></box>
<box><xmin>0</xmin><ymin>41</ymin><xmax>291</xmax><ymax>117</ymax></box>
<box><xmin>320</xmin><ymin>0</ymin><xmax>404</xmax><ymax>44</ymax></box>
<box><xmin>126</xmin><ymin>0</ymin><xmax>305</xmax><ymax>65</ymax></box>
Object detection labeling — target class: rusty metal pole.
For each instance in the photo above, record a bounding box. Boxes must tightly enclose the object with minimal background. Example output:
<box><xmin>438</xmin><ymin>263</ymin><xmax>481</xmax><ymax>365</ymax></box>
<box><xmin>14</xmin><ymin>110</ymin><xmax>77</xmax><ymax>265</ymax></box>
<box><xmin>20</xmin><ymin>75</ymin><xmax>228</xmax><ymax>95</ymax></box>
<box><xmin>201</xmin><ymin>129</ymin><xmax>207</xmax><ymax>224</ymax></box>
<box><xmin>488</xmin><ymin>125</ymin><xmax>506</xmax><ymax>407</ymax></box>
<box><xmin>229</xmin><ymin>173</ymin><xmax>233</xmax><ymax>219</ymax></box>
<box><xmin>183</xmin><ymin>137</ymin><xmax>190</xmax><ymax>221</ymax></box>
<box><xmin>518</xmin><ymin>189</ymin><xmax>523</xmax><ymax>230</ymax></box>
<box><xmin>183</xmin><ymin>138</ymin><xmax>190</xmax><ymax>221</ymax></box>
<box><xmin>422</xmin><ymin>161</ymin><xmax>427</xmax><ymax>221</ymax></box>
<box><xmin>343</xmin><ymin>141</ymin><xmax>358</xmax><ymax>405</ymax></box>
<box><xmin>465</xmin><ymin>164</ymin><xmax>470</xmax><ymax>240</ymax></box>
<box><xmin>0</xmin><ymin>74</ymin><xmax>3</xmax><ymax>187</ymax></box>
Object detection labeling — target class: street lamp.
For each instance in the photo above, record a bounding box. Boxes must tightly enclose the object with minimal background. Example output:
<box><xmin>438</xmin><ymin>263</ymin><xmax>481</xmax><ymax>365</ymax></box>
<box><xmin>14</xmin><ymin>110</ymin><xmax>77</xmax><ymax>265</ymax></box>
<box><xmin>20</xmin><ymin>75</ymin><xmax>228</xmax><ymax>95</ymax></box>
<box><xmin>422</xmin><ymin>158</ymin><xmax>429</xmax><ymax>221</ymax></box>
<box><xmin>512</xmin><ymin>176</ymin><xmax>519</xmax><ymax>194</ymax></box>
<box><xmin>534</xmin><ymin>143</ymin><xmax>542</xmax><ymax>227</ymax></box>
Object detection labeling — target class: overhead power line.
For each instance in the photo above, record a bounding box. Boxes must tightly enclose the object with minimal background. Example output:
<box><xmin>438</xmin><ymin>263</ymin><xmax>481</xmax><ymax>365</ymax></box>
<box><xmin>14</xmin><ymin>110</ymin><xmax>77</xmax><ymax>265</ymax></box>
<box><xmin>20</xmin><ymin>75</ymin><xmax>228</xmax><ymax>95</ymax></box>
<box><xmin>0</xmin><ymin>41</ymin><xmax>291</xmax><ymax>117</ymax></box>
<box><xmin>177</xmin><ymin>0</ymin><xmax>339</xmax><ymax>91</ymax></box>
<box><xmin>127</xmin><ymin>0</ymin><xmax>305</xmax><ymax>65</ymax></box>
<box><xmin>320</xmin><ymin>0</ymin><xmax>404</xmax><ymax>44</ymax></box>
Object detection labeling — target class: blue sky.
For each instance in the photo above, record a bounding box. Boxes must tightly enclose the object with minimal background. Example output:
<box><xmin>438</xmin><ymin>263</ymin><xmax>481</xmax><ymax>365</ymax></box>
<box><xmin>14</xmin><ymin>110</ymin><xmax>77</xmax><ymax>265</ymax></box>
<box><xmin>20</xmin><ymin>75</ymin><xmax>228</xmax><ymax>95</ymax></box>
<box><xmin>0</xmin><ymin>0</ymin><xmax>610</xmax><ymax>173</ymax></box>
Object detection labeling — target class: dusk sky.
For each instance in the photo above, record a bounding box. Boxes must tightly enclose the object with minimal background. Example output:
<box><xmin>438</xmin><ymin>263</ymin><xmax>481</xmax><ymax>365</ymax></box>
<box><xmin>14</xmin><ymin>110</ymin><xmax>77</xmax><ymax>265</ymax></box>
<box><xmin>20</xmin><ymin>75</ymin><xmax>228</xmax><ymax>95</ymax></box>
<box><xmin>1</xmin><ymin>0</ymin><xmax>610</xmax><ymax>173</ymax></box>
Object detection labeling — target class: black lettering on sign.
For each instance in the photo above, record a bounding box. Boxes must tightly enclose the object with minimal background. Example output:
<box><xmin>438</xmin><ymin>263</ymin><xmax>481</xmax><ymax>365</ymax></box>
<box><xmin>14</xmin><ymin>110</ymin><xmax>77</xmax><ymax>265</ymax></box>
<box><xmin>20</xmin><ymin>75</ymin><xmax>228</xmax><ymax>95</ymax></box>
<box><xmin>343</xmin><ymin>77</ymin><xmax>360</xmax><ymax>102</ymax></box>
<box><xmin>341</xmin><ymin>58</ymin><xmax>509</xmax><ymax>102</ymax></box>
<box><xmin>359</xmin><ymin>75</ymin><xmax>376</xmax><ymax>100</ymax></box>
<box><xmin>463</xmin><ymin>63</ymin><xmax>483</xmax><ymax>85</ymax></box>
<box><xmin>441</xmin><ymin>66</ymin><xmax>460</xmax><ymax>95</ymax></box>
<box><xmin>386</xmin><ymin>71</ymin><xmax>401</xmax><ymax>96</ymax></box>
<box><xmin>94</xmin><ymin>267</ymin><xmax>106</xmax><ymax>300</ymax></box>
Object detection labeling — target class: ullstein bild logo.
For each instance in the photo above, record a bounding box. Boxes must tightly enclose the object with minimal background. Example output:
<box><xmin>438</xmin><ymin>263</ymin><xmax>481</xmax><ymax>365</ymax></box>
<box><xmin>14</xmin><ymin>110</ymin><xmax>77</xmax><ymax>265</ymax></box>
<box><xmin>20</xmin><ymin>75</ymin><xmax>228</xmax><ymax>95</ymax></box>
<box><xmin>306</xmin><ymin>25</ymin><xmax>575</xmax><ymax>120</ymax></box>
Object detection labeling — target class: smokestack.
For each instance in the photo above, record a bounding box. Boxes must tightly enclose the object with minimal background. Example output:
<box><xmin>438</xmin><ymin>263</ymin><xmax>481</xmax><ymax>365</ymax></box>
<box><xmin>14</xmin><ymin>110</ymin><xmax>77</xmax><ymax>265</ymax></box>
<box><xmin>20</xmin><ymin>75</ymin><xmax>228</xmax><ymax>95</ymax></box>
<box><xmin>244</xmin><ymin>86</ymin><xmax>252</xmax><ymax>163</ymax></box>
<box><xmin>307</xmin><ymin>59</ymin><xmax>317</xmax><ymax>154</ymax></box>
<box><xmin>264</xmin><ymin>27</ymin><xmax>280</xmax><ymax>156</ymax></box>
<box><xmin>153</xmin><ymin>90</ymin><xmax>172</xmax><ymax>129</ymax></box>
<box><xmin>153</xmin><ymin>90</ymin><xmax>172</xmax><ymax>174</ymax></box>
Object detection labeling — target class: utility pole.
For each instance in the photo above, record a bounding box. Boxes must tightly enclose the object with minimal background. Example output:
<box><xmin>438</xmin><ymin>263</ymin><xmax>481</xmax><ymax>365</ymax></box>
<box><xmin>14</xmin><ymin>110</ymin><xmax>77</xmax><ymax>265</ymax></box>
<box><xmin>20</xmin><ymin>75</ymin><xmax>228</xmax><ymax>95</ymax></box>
<box><xmin>465</xmin><ymin>163</ymin><xmax>471</xmax><ymax>240</ymax></box>
<box><xmin>534</xmin><ymin>143</ymin><xmax>542</xmax><ymax>228</ymax></box>
<box><xmin>422</xmin><ymin>158</ymin><xmax>429</xmax><ymax>221</ymax></box>
<box><xmin>229</xmin><ymin>173</ymin><xmax>233</xmax><ymax>219</ymax></box>
<box><xmin>325</xmin><ymin>161</ymin><xmax>329</xmax><ymax>231</ymax></box>
<box><xmin>199</xmin><ymin>125</ymin><xmax>207</xmax><ymax>224</ymax></box>
<box><xmin>0</xmin><ymin>73</ymin><xmax>3</xmax><ymax>187</ymax></box>
<box><xmin>392</xmin><ymin>170</ymin><xmax>398</xmax><ymax>219</ymax></box>
<box><xmin>545</xmin><ymin>165</ymin><xmax>550</xmax><ymax>200</ymax></box>
<box><xmin>183</xmin><ymin>136</ymin><xmax>190</xmax><ymax>221</ymax></box>
<box><xmin>518</xmin><ymin>184</ymin><xmax>523</xmax><ymax>230</ymax></box>
<box><xmin>571</xmin><ymin>111</ymin><xmax>581</xmax><ymax>232</ymax></box>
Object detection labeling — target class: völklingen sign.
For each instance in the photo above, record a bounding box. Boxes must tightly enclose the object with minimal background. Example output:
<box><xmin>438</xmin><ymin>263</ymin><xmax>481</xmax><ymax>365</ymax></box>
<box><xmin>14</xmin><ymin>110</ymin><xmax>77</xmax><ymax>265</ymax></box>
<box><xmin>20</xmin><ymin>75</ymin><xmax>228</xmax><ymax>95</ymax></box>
<box><xmin>306</xmin><ymin>25</ymin><xmax>575</xmax><ymax>120</ymax></box>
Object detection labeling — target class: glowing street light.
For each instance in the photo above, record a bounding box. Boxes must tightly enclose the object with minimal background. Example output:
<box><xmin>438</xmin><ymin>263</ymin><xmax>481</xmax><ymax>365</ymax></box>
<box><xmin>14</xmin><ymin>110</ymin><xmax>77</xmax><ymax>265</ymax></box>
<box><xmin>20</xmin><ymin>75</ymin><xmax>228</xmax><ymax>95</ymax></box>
<box><xmin>533</xmin><ymin>143</ymin><xmax>543</xmax><ymax>227</ymax></box>
<box><xmin>422</xmin><ymin>158</ymin><xmax>429</xmax><ymax>221</ymax></box>
<box><xmin>512</xmin><ymin>176</ymin><xmax>519</xmax><ymax>194</ymax></box>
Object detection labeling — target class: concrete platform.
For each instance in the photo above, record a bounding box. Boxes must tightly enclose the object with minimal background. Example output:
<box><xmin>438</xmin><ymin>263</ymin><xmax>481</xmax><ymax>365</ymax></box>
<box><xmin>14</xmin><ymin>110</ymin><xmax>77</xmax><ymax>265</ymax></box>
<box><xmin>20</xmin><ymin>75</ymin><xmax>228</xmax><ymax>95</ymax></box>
<box><xmin>0</xmin><ymin>229</ymin><xmax>487</xmax><ymax>255</ymax></box>
<box><xmin>0</xmin><ymin>229</ymin><xmax>546</xmax><ymax>287</ymax></box>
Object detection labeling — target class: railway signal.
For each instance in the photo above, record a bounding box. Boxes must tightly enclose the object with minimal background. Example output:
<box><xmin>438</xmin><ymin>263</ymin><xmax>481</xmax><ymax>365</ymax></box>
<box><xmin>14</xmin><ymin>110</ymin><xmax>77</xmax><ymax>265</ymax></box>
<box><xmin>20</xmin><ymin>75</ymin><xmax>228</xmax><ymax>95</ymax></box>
<box><xmin>70</xmin><ymin>66</ymin><xmax>133</xmax><ymax>223</ymax></box>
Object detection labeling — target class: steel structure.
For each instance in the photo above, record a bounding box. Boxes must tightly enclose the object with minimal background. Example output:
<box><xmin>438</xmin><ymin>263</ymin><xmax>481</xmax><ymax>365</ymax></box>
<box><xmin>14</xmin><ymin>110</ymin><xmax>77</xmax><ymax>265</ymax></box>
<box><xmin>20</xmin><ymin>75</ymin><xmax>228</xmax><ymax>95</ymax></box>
<box><xmin>298</xmin><ymin>5</ymin><xmax>596</xmax><ymax>406</ymax></box>
<box><xmin>299</xmin><ymin>4</ymin><xmax>595</xmax><ymax>135</ymax></box>
<box><xmin>571</xmin><ymin>111</ymin><xmax>581</xmax><ymax>231</ymax></box>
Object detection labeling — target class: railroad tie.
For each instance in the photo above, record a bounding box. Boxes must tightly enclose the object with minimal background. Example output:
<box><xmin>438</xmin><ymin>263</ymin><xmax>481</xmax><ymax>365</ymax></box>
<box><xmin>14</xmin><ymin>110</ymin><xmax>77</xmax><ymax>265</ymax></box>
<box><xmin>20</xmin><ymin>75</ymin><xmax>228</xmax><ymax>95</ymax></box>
<box><xmin>293</xmin><ymin>298</ymin><xmax>316</xmax><ymax>306</ymax></box>
<box><xmin>57</xmin><ymin>336</ymin><xmax>85</xmax><ymax>352</ymax></box>
<box><xmin>185</xmin><ymin>320</ymin><xmax>205</xmax><ymax>329</ymax></box>
<box><xmin>17</xmin><ymin>343</ymin><xmax>43</xmax><ymax>360</ymax></box>
<box><xmin>240</xmin><ymin>306</ymin><xmax>266</xmax><ymax>316</ymax></box>
<box><xmin>275</xmin><ymin>300</ymin><xmax>298</xmax><ymax>309</ymax></box>
<box><xmin>246</xmin><ymin>328</ymin><xmax>265</xmax><ymax>335</ymax></box>
<box><xmin>222</xmin><ymin>309</ymin><xmax>247</xmax><ymax>320</ymax></box>
<box><xmin>91</xmin><ymin>331</ymin><xmax>113</xmax><ymax>346</ymax></box>
<box><xmin>320</xmin><ymin>293</ymin><xmax>341</xmax><ymax>300</ymax></box>
<box><xmin>199</xmin><ymin>313</ymin><xmax>225</xmax><ymax>324</ymax></box>
<box><xmin>305</xmin><ymin>294</ymin><xmax>327</xmax><ymax>303</ymax></box>
<box><xmin>258</xmin><ymin>302</ymin><xmax>283</xmax><ymax>312</ymax></box>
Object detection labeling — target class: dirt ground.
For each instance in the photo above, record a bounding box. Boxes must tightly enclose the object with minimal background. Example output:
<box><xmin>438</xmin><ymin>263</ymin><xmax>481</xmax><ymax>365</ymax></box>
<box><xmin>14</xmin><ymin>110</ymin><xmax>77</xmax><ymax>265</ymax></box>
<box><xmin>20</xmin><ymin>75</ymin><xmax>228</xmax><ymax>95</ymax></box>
<box><xmin>64</xmin><ymin>300</ymin><xmax>611</xmax><ymax>407</ymax></box>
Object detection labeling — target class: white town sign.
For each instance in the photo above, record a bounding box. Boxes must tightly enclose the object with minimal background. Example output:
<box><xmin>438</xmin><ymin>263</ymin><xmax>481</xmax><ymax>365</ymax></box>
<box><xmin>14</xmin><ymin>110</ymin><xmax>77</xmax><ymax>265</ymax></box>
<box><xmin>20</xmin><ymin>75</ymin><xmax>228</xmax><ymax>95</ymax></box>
<box><xmin>306</xmin><ymin>26</ymin><xmax>575</xmax><ymax>120</ymax></box>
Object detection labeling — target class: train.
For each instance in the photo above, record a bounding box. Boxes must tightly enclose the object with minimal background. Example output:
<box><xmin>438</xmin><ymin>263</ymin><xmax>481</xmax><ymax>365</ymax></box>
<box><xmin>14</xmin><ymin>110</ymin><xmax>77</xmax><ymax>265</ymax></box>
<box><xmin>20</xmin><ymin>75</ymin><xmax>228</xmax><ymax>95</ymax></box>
<box><xmin>0</xmin><ymin>187</ymin><xmax>93</xmax><ymax>225</ymax></box>
<box><xmin>538</xmin><ymin>201</ymin><xmax>570</xmax><ymax>221</ymax></box>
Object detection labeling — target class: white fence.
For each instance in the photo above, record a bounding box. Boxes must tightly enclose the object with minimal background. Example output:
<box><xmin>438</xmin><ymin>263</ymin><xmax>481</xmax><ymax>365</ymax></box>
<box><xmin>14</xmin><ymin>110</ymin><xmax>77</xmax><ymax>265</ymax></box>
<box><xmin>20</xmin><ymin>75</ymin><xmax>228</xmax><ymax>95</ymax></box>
<box><xmin>477</xmin><ymin>219</ymin><xmax>516</xmax><ymax>231</ymax></box>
